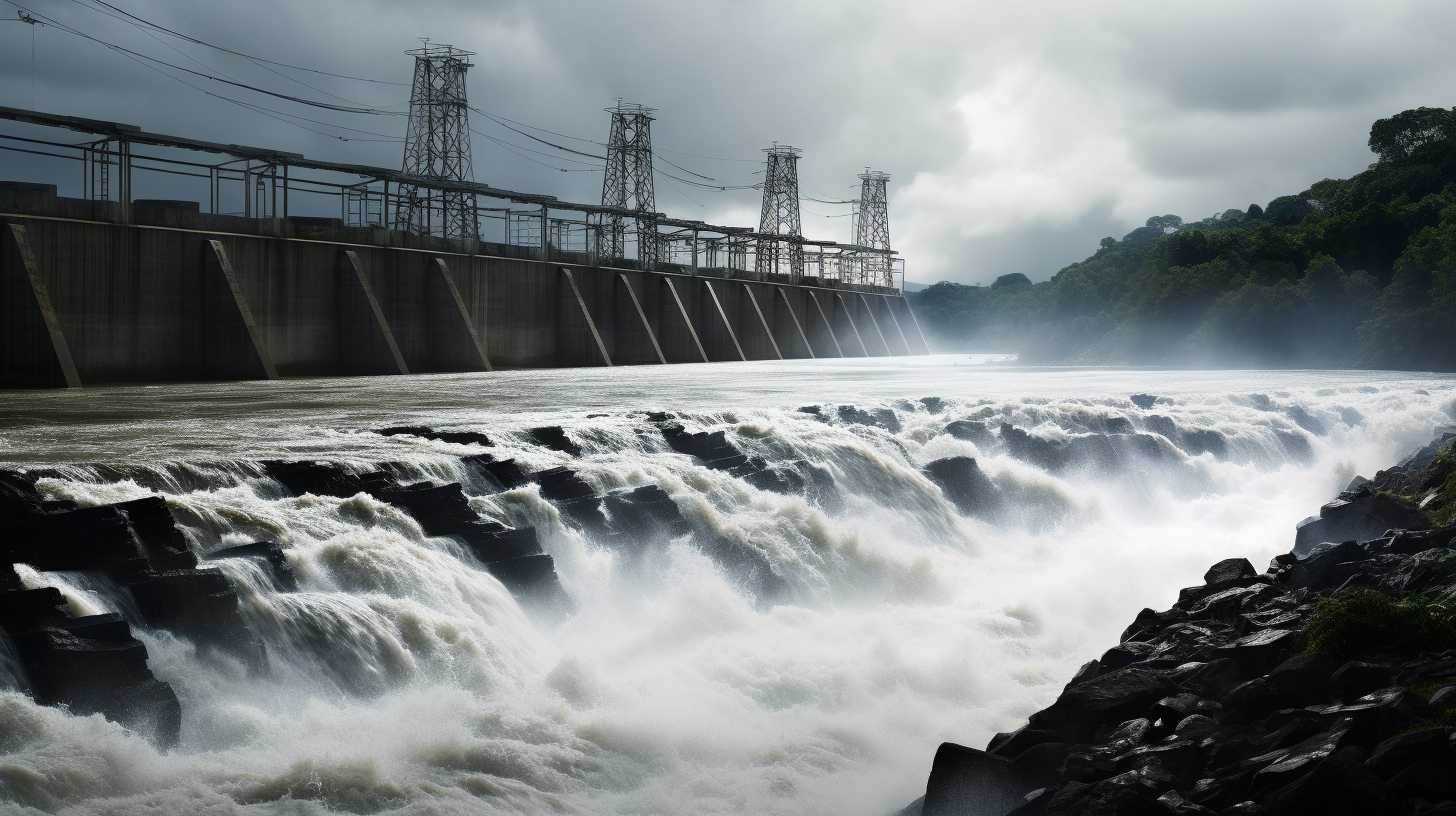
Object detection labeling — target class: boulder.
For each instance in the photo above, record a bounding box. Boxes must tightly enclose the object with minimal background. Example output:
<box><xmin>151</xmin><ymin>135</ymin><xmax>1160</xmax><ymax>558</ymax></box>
<box><xmin>10</xmin><ymin>615</ymin><xmax>181</xmax><ymax>747</ymax></box>
<box><xmin>923</xmin><ymin>457</ymin><xmax>1002</xmax><ymax>519</ymax></box>
<box><xmin>943</xmin><ymin>419</ymin><xmax>994</xmax><ymax>446</ymax></box>
<box><xmin>484</xmin><ymin>554</ymin><xmax>570</xmax><ymax>608</ymax></box>
<box><xmin>126</xmin><ymin>568</ymin><xmax>262</xmax><ymax>664</ymax></box>
<box><xmin>376</xmin><ymin>426</ymin><xmax>493</xmax><ymax>447</ymax></box>
<box><xmin>462</xmin><ymin>454</ymin><xmax>529</xmax><ymax>490</ymax></box>
<box><xmin>1215</xmin><ymin>629</ymin><xmax>1303</xmax><ymax>678</ymax></box>
<box><xmin>1000</xmin><ymin>424</ymin><xmax>1071</xmax><ymax>472</ymax></box>
<box><xmin>836</xmin><ymin>405</ymin><xmax>902</xmax><ymax>433</ymax></box>
<box><xmin>922</xmin><ymin>743</ymin><xmax>1039</xmax><ymax>816</ymax></box>
<box><xmin>206</xmin><ymin>541</ymin><xmax>295</xmax><ymax>590</ymax></box>
<box><xmin>1130</xmin><ymin>394</ymin><xmax>1160</xmax><ymax>410</ymax></box>
<box><xmin>1204</xmin><ymin>558</ymin><xmax>1257</xmax><ymax>588</ymax></box>
<box><xmin>528</xmin><ymin>426</ymin><xmax>582</xmax><ymax>456</ymax></box>
<box><xmin>1329</xmin><ymin>661</ymin><xmax>1394</xmax><ymax>703</ymax></box>
<box><xmin>1257</xmin><ymin>747</ymin><xmax>1391</xmax><ymax>816</ymax></box>
<box><xmin>1293</xmin><ymin>492</ymin><xmax>1427</xmax><ymax>557</ymax></box>
<box><xmin>1179</xmin><ymin>429</ymin><xmax>1228</xmax><ymax>459</ymax></box>
<box><xmin>1028</xmin><ymin>667</ymin><xmax>1177</xmax><ymax>743</ymax></box>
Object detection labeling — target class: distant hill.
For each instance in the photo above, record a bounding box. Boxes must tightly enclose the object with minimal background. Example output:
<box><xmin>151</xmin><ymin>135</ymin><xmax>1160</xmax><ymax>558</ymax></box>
<box><xmin>903</xmin><ymin>280</ymin><xmax>930</xmax><ymax>293</ymax></box>
<box><xmin>909</xmin><ymin>107</ymin><xmax>1456</xmax><ymax>370</ymax></box>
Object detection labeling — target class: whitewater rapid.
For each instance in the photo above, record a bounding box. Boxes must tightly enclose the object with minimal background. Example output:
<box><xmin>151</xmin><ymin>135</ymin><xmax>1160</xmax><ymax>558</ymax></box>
<box><xmin>1</xmin><ymin>358</ymin><xmax>1454</xmax><ymax>815</ymax></box>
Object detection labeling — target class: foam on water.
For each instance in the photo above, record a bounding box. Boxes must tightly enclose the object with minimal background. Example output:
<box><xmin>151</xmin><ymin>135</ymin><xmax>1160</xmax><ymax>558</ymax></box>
<box><xmin>0</xmin><ymin>359</ymin><xmax>1454</xmax><ymax>815</ymax></box>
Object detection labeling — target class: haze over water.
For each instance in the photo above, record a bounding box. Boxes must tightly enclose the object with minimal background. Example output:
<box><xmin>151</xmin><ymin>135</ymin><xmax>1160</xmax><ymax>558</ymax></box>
<box><xmin>2</xmin><ymin>356</ymin><xmax>1454</xmax><ymax>815</ymax></box>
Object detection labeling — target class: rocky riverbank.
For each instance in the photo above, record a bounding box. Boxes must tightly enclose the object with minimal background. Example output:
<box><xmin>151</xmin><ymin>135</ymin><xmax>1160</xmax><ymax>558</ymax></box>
<box><xmin>907</xmin><ymin>431</ymin><xmax>1456</xmax><ymax>816</ymax></box>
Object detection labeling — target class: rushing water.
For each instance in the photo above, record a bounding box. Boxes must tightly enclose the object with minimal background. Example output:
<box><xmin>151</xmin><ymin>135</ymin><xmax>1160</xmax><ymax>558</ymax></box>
<box><xmin>1</xmin><ymin>356</ymin><xmax>1454</xmax><ymax>816</ymax></box>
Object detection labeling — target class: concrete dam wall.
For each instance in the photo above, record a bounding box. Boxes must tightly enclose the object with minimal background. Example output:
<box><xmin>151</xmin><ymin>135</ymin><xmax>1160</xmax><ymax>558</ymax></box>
<box><xmin>0</xmin><ymin>190</ymin><xmax>928</xmax><ymax>389</ymax></box>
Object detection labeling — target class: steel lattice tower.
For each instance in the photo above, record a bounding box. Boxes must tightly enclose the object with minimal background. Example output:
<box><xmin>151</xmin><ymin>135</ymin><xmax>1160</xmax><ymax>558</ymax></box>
<box><xmin>856</xmin><ymin>169</ymin><xmax>891</xmax><ymax>286</ymax></box>
<box><xmin>599</xmin><ymin>101</ymin><xmax>657</xmax><ymax>266</ymax></box>
<box><xmin>756</xmin><ymin>144</ymin><xmax>804</xmax><ymax>280</ymax></box>
<box><xmin>395</xmin><ymin>43</ymin><xmax>477</xmax><ymax>240</ymax></box>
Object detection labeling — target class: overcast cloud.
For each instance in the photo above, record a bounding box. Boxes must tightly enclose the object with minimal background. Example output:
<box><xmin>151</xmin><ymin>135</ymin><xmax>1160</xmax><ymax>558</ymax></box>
<box><xmin>1</xmin><ymin>0</ymin><xmax>1452</xmax><ymax>284</ymax></box>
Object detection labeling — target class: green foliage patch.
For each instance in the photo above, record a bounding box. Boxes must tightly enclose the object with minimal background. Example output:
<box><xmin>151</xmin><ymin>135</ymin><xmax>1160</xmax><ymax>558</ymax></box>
<box><xmin>1305</xmin><ymin>588</ymin><xmax>1456</xmax><ymax>661</ymax></box>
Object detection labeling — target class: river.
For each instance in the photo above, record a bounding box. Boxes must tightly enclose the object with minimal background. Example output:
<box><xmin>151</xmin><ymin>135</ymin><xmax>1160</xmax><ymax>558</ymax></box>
<box><xmin>1</xmin><ymin>356</ymin><xmax>1453</xmax><ymax>815</ymax></box>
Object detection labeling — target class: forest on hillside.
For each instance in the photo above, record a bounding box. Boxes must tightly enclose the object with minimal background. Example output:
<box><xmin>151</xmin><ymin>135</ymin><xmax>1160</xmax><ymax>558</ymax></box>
<box><xmin>909</xmin><ymin>107</ymin><xmax>1456</xmax><ymax>370</ymax></box>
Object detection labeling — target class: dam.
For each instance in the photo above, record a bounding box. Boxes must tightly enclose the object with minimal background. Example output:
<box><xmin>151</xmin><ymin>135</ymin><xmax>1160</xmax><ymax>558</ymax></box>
<box><xmin>0</xmin><ymin>106</ymin><xmax>928</xmax><ymax>389</ymax></box>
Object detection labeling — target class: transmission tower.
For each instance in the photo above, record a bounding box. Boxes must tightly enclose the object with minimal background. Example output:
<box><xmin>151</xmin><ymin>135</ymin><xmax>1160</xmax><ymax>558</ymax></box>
<box><xmin>756</xmin><ymin>144</ymin><xmax>804</xmax><ymax>280</ymax></box>
<box><xmin>598</xmin><ymin>101</ymin><xmax>658</xmax><ymax>267</ymax></box>
<box><xmin>395</xmin><ymin>43</ymin><xmax>477</xmax><ymax>240</ymax></box>
<box><xmin>856</xmin><ymin>169</ymin><xmax>891</xmax><ymax>286</ymax></box>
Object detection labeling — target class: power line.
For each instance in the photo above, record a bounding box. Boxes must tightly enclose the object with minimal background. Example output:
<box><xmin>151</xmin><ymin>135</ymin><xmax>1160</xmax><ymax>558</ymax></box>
<box><xmin>1</xmin><ymin>2</ymin><xmax>401</xmax><ymax>116</ymax></box>
<box><xmin>470</xmin><ymin>105</ymin><xmax>607</xmax><ymax>160</ymax></box>
<box><xmin>84</xmin><ymin>0</ymin><xmax>406</xmax><ymax>86</ymax></box>
<box><xmin>66</xmin><ymin>0</ymin><xmax>386</xmax><ymax>109</ymax></box>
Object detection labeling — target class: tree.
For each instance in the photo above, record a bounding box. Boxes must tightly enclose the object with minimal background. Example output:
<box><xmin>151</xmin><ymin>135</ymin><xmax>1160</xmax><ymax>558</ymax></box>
<box><xmin>1146</xmin><ymin>214</ymin><xmax>1183</xmax><ymax>233</ymax></box>
<box><xmin>991</xmin><ymin>272</ymin><xmax>1032</xmax><ymax>289</ymax></box>
<box><xmin>1266</xmin><ymin>195</ymin><xmax>1314</xmax><ymax>225</ymax></box>
<box><xmin>1369</xmin><ymin>107</ymin><xmax>1456</xmax><ymax>163</ymax></box>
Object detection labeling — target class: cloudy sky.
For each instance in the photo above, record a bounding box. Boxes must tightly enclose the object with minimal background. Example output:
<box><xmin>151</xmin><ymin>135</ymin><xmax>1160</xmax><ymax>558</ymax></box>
<box><xmin>0</xmin><ymin>0</ymin><xmax>1452</xmax><ymax>284</ymax></box>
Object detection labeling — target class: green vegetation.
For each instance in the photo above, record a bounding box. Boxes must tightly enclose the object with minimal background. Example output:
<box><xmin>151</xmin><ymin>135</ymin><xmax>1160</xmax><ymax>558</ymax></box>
<box><xmin>1305</xmin><ymin>588</ymin><xmax>1456</xmax><ymax>660</ymax></box>
<box><xmin>912</xmin><ymin>107</ymin><xmax>1456</xmax><ymax>369</ymax></box>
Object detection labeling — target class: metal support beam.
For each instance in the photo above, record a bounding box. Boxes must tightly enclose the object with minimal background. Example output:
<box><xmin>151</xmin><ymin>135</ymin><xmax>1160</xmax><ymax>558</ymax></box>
<box><xmin>431</xmin><ymin>257</ymin><xmax>492</xmax><ymax>371</ymax></box>
<box><xmin>2</xmin><ymin>223</ymin><xmax>81</xmax><ymax>387</ymax></box>
<box><xmin>662</xmin><ymin>277</ymin><xmax>708</xmax><ymax>363</ymax></box>
<box><xmin>702</xmin><ymin>279</ymin><xmax>745</xmax><ymax>361</ymax></box>
<box><xmin>203</xmin><ymin>239</ymin><xmax>278</xmax><ymax>380</ymax></box>
<box><xmin>742</xmin><ymin>283</ymin><xmax>782</xmax><ymax>360</ymax></box>
<box><xmin>806</xmin><ymin>290</ymin><xmax>843</xmax><ymax>357</ymax></box>
<box><xmin>775</xmin><ymin>287</ymin><xmax>814</xmax><ymax>359</ymax></box>
<box><xmin>561</xmin><ymin>267</ymin><xmax>612</xmax><ymax>366</ymax></box>
<box><xmin>341</xmin><ymin>250</ymin><xmax>409</xmax><ymax>375</ymax></box>
<box><xmin>900</xmin><ymin>297</ymin><xmax>932</xmax><ymax>353</ymax></box>
<box><xmin>618</xmin><ymin>272</ymin><xmax>666</xmax><ymax>364</ymax></box>
<box><xmin>857</xmin><ymin>292</ymin><xmax>892</xmax><ymax>355</ymax></box>
<box><xmin>834</xmin><ymin>292</ymin><xmax>871</xmax><ymax>357</ymax></box>
<box><xmin>879</xmin><ymin>295</ymin><xmax>913</xmax><ymax>354</ymax></box>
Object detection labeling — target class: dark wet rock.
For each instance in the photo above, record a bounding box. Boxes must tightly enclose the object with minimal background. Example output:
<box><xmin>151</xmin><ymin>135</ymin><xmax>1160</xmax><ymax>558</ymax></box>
<box><xmin>1000</xmin><ymin>424</ymin><xmax>1071</xmax><ymax>472</ymax></box>
<box><xmin>1041</xmin><ymin>771</ymin><xmax>1166</xmax><ymax>816</ymax></box>
<box><xmin>1280</xmin><ymin>540</ymin><xmax>1370</xmax><ymax>590</ymax></box>
<box><xmin>528</xmin><ymin>425</ymin><xmax>582</xmax><ymax>456</ymax></box>
<box><xmin>1145</xmin><ymin>415</ymin><xmax>1178</xmax><ymax>439</ymax></box>
<box><xmin>1130</xmin><ymin>394</ymin><xmax>1161</xmax><ymax>410</ymax></box>
<box><xmin>9</xmin><ymin>615</ymin><xmax>181</xmax><ymax>747</ymax></box>
<box><xmin>1204</xmin><ymin>558</ymin><xmax>1256</xmax><ymax>588</ymax></box>
<box><xmin>1364</xmin><ymin>728</ymin><xmax>1452</xmax><ymax>780</ymax></box>
<box><xmin>263</xmin><ymin>460</ymin><xmax>391</xmax><ymax>498</ymax></box>
<box><xmin>1180</xmin><ymin>429</ymin><xmax>1229</xmax><ymax>459</ymax></box>
<box><xmin>1175</xmin><ymin>714</ymin><xmax>1219</xmax><ymax>740</ymax></box>
<box><xmin>987</xmin><ymin>726</ymin><xmax>1062</xmax><ymax>758</ymax></box>
<box><xmin>1285</xmin><ymin>406</ymin><xmax>1326</xmax><ymax>435</ymax></box>
<box><xmin>1257</xmin><ymin>747</ymin><xmax>1391</xmax><ymax>816</ymax></box>
<box><xmin>110</xmin><ymin>497</ymin><xmax>198</xmax><ymax>572</ymax></box>
<box><xmin>372</xmin><ymin>481</ymin><xmax>481</xmax><ymax>533</ymax></box>
<box><xmin>921</xmin><ymin>743</ymin><xmax>1039</xmax><ymax>816</ymax></box>
<box><xmin>127</xmin><ymin>568</ymin><xmax>263</xmax><ymax>664</ymax></box>
<box><xmin>1029</xmin><ymin>667</ymin><xmax>1178</xmax><ymax>743</ymax></box>
<box><xmin>602</xmin><ymin>484</ymin><xmax>690</xmax><ymax>543</ymax></box>
<box><xmin>1293</xmin><ymin>489</ymin><xmax>1428</xmax><ymax>557</ymax></box>
<box><xmin>923</xmin><ymin>457</ymin><xmax>1002</xmax><ymax>519</ymax></box>
<box><xmin>1273</xmin><ymin>430</ymin><xmax>1313</xmax><ymax>463</ymax></box>
<box><xmin>1215</xmin><ymin>629</ymin><xmax>1302</xmax><ymax>677</ymax></box>
<box><xmin>835</xmin><ymin>405</ymin><xmax>902</xmax><ymax>433</ymax></box>
<box><xmin>1157</xmin><ymin>790</ymin><xmax>1218</xmax><ymax>815</ymax></box>
<box><xmin>658</xmin><ymin>422</ymin><xmax>741</xmax><ymax>464</ymax></box>
<box><xmin>920</xmin><ymin>397</ymin><xmax>946</xmax><ymax>414</ymax></box>
<box><xmin>483</xmin><ymin>553</ymin><xmax>571</xmax><ymax>607</ymax></box>
<box><xmin>376</xmin><ymin>426</ymin><xmax>493</xmax><ymax>447</ymax></box>
<box><xmin>459</xmin><ymin>527</ymin><xmax>542</xmax><ymax>564</ymax></box>
<box><xmin>531</xmin><ymin>467</ymin><xmax>596</xmax><ymax>502</ymax></box>
<box><xmin>1329</xmin><ymin>661</ymin><xmax>1394</xmax><ymax>703</ymax></box>
<box><xmin>206</xmin><ymin>541</ymin><xmax>295</xmax><ymax>590</ymax></box>
<box><xmin>461</xmin><ymin>454</ymin><xmax>529</xmax><ymax>491</ymax></box>
<box><xmin>943</xmin><ymin>419</ymin><xmax>994</xmax><ymax>446</ymax></box>
<box><xmin>2</xmin><ymin>504</ymin><xmax>153</xmax><ymax>579</ymax></box>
